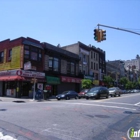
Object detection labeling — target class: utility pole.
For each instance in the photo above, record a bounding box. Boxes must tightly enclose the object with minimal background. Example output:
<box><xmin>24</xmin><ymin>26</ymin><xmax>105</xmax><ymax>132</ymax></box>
<box><xmin>97</xmin><ymin>24</ymin><xmax>140</xmax><ymax>36</ymax></box>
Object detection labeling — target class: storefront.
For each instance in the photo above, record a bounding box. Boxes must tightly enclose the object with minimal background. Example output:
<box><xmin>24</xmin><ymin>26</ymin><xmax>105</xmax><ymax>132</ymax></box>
<box><xmin>0</xmin><ymin>69</ymin><xmax>45</xmax><ymax>98</ymax></box>
<box><xmin>57</xmin><ymin>76</ymin><xmax>82</xmax><ymax>94</ymax></box>
<box><xmin>45</xmin><ymin>76</ymin><xmax>60</xmax><ymax>96</ymax></box>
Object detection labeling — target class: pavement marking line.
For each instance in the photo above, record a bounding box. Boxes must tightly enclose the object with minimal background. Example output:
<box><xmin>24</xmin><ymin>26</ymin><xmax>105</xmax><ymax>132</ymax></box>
<box><xmin>134</xmin><ymin>102</ymin><xmax>140</xmax><ymax>106</ymax></box>
<box><xmin>43</xmin><ymin>128</ymin><xmax>82</xmax><ymax>140</ymax></box>
<box><xmin>45</xmin><ymin>102</ymin><xmax>136</xmax><ymax>110</ymax></box>
<box><xmin>82</xmin><ymin>101</ymin><xmax>135</xmax><ymax>106</ymax></box>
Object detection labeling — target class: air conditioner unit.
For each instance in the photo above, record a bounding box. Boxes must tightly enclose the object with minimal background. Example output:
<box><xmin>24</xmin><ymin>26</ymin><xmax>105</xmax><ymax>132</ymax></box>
<box><xmin>8</xmin><ymin>57</ymin><xmax>11</xmax><ymax>61</ymax></box>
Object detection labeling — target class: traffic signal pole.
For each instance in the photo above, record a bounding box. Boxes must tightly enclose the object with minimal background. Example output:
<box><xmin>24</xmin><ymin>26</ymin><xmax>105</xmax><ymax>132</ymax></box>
<box><xmin>97</xmin><ymin>24</ymin><xmax>140</xmax><ymax>36</ymax></box>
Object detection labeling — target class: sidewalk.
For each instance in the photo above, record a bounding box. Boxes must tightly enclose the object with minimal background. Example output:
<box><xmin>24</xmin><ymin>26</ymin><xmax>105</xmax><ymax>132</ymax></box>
<box><xmin>0</xmin><ymin>96</ymin><xmax>57</xmax><ymax>103</ymax></box>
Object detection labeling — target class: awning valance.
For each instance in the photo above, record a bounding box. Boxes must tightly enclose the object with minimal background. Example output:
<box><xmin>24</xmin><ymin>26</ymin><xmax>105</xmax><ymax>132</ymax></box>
<box><xmin>0</xmin><ymin>76</ymin><xmax>25</xmax><ymax>81</ymax></box>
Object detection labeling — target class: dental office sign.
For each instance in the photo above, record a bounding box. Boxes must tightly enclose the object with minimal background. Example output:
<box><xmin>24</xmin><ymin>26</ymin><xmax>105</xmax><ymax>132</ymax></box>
<box><xmin>0</xmin><ymin>69</ymin><xmax>45</xmax><ymax>78</ymax></box>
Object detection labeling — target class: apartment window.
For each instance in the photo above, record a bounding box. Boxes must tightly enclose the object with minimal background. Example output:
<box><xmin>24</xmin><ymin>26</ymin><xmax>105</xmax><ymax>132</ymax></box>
<box><xmin>7</xmin><ymin>49</ymin><xmax>12</xmax><ymax>61</ymax></box>
<box><xmin>96</xmin><ymin>63</ymin><xmax>98</xmax><ymax>70</ymax></box>
<box><xmin>91</xmin><ymin>62</ymin><xmax>93</xmax><ymax>69</ymax></box>
<box><xmin>94</xmin><ymin>52</ymin><xmax>95</xmax><ymax>58</ymax></box>
<box><xmin>0</xmin><ymin>51</ymin><xmax>4</xmax><ymax>63</ymax></box>
<box><xmin>24</xmin><ymin>45</ymin><xmax>29</xmax><ymax>59</ymax></box>
<box><xmin>96</xmin><ymin>53</ymin><xmax>98</xmax><ymax>61</ymax></box>
<box><xmin>38</xmin><ymin>50</ymin><xmax>42</xmax><ymax>61</ymax></box>
<box><xmin>67</xmin><ymin>62</ymin><xmax>71</xmax><ymax>74</ymax></box>
<box><xmin>79</xmin><ymin>64</ymin><xmax>82</xmax><ymax>72</ymax></box>
<box><xmin>71</xmin><ymin>62</ymin><xmax>75</xmax><ymax>74</ymax></box>
<box><xmin>53</xmin><ymin>58</ymin><xmax>59</xmax><ymax>71</ymax></box>
<box><xmin>94</xmin><ymin>63</ymin><xmax>95</xmax><ymax>70</ymax></box>
<box><xmin>91</xmin><ymin>52</ymin><xmax>93</xmax><ymax>59</ymax></box>
<box><xmin>49</xmin><ymin>57</ymin><xmax>53</xmax><ymax>71</ymax></box>
<box><xmin>31</xmin><ymin>47</ymin><xmax>38</xmax><ymax>61</ymax></box>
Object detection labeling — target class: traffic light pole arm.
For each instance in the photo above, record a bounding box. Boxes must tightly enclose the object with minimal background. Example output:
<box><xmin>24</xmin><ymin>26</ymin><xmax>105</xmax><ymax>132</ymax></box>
<box><xmin>97</xmin><ymin>24</ymin><xmax>140</xmax><ymax>36</ymax></box>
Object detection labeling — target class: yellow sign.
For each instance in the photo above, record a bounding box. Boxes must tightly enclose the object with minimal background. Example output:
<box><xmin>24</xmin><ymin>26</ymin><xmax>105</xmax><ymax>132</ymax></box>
<box><xmin>0</xmin><ymin>46</ymin><xmax>22</xmax><ymax>71</ymax></box>
<box><xmin>93</xmin><ymin>80</ymin><xmax>99</xmax><ymax>85</ymax></box>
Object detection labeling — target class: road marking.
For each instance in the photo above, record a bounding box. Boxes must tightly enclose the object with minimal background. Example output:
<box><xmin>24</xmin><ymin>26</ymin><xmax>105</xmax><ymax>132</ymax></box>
<box><xmin>43</xmin><ymin>128</ymin><xmax>82</xmax><ymax>140</ymax></box>
<box><xmin>134</xmin><ymin>102</ymin><xmax>140</xmax><ymax>106</ymax></box>
<box><xmin>85</xmin><ymin>101</ymin><xmax>135</xmax><ymax>106</ymax></box>
<box><xmin>46</xmin><ymin>102</ymin><xmax>136</xmax><ymax>110</ymax></box>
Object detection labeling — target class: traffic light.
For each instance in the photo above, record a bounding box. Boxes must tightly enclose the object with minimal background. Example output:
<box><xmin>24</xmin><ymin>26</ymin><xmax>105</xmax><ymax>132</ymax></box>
<box><xmin>94</xmin><ymin>29</ymin><xmax>101</xmax><ymax>42</ymax></box>
<box><xmin>101</xmin><ymin>30</ymin><xmax>106</xmax><ymax>41</ymax></box>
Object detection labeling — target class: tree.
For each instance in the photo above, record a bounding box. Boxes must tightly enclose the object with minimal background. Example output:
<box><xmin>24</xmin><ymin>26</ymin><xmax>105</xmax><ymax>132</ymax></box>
<box><xmin>103</xmin><ymin>76</ymin><xmax>113</xmax><ymax>87</ymax></box>
<box><xmin>81</xmin><ymin>79</ymin><xmax>92</xmax><ymax>89</ymax></box>
<box><xmin>119</xmin><ymin>77</ymin><xmax>129</xmax><ymax>88</ymax></box>
<box><xmin>125</xmin><ymin>81</ymin><xmax>133</xmax><ymax>89</ymax></box>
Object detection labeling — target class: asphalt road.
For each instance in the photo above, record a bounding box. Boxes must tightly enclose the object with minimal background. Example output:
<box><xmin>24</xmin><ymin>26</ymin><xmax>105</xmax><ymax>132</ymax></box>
<box><xmin>0</xmin><ymin>93</ymin><xmax>140</xmax><ymax>140</ymax></box>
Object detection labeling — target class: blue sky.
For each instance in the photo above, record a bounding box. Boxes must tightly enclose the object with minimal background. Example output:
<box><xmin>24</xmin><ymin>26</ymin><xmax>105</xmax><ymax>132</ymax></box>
<box><xmin>0</xmin><ymin>0</ymin><xmax>140</xmax><ymax>61</ymax></box>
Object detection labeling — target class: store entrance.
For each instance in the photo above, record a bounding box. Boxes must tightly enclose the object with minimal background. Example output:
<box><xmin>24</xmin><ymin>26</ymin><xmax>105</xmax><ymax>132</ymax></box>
<box><xmin>21</xmin><ymin>82</ymin><xmax>32</xmax><ymax>97</ymax></box>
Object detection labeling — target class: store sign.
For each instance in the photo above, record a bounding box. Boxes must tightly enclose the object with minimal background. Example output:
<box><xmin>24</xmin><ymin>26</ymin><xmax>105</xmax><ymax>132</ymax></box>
<box><xmin>16</xmin><ymin>70</ymin><xmax>45</xmax><ymax>78</ymax></box>
<box><xmin>84</xmin><ymin>75</ymin><xmax>94</xmax><ymax>80</ymax></box>
<box><xmin>60</xmin><ymin>76</ymin><xmax>81</xmax><ymax>83</ymax></box>
<box><xmin>0</xmin><ymin>69</ymin><xmax>45</xmax><ymax>78</ymax></box>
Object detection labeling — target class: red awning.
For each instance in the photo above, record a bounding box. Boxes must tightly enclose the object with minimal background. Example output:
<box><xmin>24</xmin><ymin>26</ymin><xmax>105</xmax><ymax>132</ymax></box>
<box><xmin>0</xmin><ymin>76</ymin><xmax>25</xmax><ymax>81</ymax></box>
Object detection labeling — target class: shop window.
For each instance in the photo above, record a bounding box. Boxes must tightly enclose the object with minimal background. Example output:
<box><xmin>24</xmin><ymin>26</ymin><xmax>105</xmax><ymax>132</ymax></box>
<box><xmin>49</xmin><ymin>57</ymin><xmax>53</xmax><ymax>70</ymax></box>
<box><xmin>67</xmin><ymin>62</ymin><xmax>71</xmax><ymax>74</ymax></box>
<box><xmin>71</xmin><ymin>62</ymin><xmax>75</xmax><ymax>74</ymax></box>
<box><xmin>0</xmin><ymin>51</ymin><xmax>4</xmax><ymax>63</ymax></box>
<box><xmin>53</xmin><ymin>58</ymin><xmax>59</xmax><ymax>71</ymax></box>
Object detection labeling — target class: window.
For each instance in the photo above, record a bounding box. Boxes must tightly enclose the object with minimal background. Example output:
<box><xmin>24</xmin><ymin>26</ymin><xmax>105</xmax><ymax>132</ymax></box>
<box><xmin>31</xmin><ymin>52</ymin><xmax>37</xmax><ymax>60</ymax></box>
<box><xmin>38</xmin><ymin>50</ymin><xmax>42</xmax><ymax>61</ymax></box>
<box><xmin>0</xmin><ymin>51</ymin><xmax>4</xmax><ymax>63</ymax></box>
<box><xmin>67</xmin><ymin>62</ymin><xmax>71</xmax><ymax>74</ymax></box>
<box><xmin>91</xmin><ymin>62</ymin><xmax>93</xmax><ymax>69</ymax></box>
<box><xmin>96</xmin><ymin>63</ymin><xmax>98</xmax><ymax>70</ymax></box>
<box><xmin>24</xmin><ymin>45</ymin><xmax>30</xmax><ymax>59</ymax></box>
<box><xmin>79</xmin><ymin>64</ymin><xmax>82</xmax><ymax>72</ymax></box>
<box><xmin>49</xmin><ymin>57</ymin><xmax>53</xmax><ymax>70</ymax></box>
<box><xmin>53</xmin><ymin>58</ymin><xmax>59</xmax><ymax>71</ymax></box>
<box><xmin>8</xmin><ymin>49</ymin><xmax>12</xmax><ymax>61</ymax></box>
<box><xmin>94</xmin><ymin>63</ymin><xmax>95</xmax><ymax>70</ymax></box>
<box><xmin>94</xmin><ymin>52</ymin><xmax>95</xmax><ymax>58</ymax></box>
<box><xmin>71</xmin><ymin>62</ymin><xmax>75</xmax><ymax>74</ymax></box>
<box><xmin>91</xmin><ymin>52</ymin><xmax>93</xmax><ymax>59</ymax></box>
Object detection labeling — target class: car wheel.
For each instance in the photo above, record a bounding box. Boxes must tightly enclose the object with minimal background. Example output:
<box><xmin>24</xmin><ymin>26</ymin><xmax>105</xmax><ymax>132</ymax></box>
<box><xmin>118</xmin><ymin>94</ymin><xmax>121</xmax><ymax>97</ymax></box>
<box><xmin>66</xmin><ymin>96</ymin><xmax>69</xmax><ymax>100</ymax></box>
<box><xmin>57</xmin><ymin>98</ymin><xmax>60</xmax><ymax>100</ymax></box>
<box><xmin>75</xmin><ymin>96</ymin><xmax>78</xmax><ymax>99</ymax></box>
<box><xmin>86</xmin><ymin>97</ymin><xmax>89</xmax><ymax>100</ymax></box>
<box><xmin>106</xmin><ymin>95</ymin><xmax>109</xmax><ymax>98</ymax></box>
<box><xmin>78</xmin><ymin>97</ymin><xmax>81</xmax><ymax>99</ymax></box>
<box><xmin>110</xmin><ymin>94</ymin><xmax>112</xmax><ymax>97</ymax></box>
<box><xmin>114</xmin><ymin>93</ymin><xmax>116</xmax><ymax>97</ymax></box>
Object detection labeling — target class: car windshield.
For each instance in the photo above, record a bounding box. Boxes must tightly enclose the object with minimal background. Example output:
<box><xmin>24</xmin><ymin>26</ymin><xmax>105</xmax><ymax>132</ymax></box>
<box><xmin>62</xmin><ymin>91</ymin><xmax>69</xmax><ymax>94</ymax></box>
<box><xmin>89</xmin><ymin>87</ymin><xmax>100</xmax><ymax>92</ymax></box>
<box><xmin>109</xmin><ymin>88</ymin><xmax>116</xmax><ymax>91</ymax></box>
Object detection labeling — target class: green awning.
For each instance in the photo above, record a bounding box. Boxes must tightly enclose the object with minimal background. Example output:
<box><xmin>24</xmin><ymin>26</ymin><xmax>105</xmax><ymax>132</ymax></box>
<box><xmin>46</xmin><ymin>76</ymin><xmax>60</xmax><ymax>84</ymax></box>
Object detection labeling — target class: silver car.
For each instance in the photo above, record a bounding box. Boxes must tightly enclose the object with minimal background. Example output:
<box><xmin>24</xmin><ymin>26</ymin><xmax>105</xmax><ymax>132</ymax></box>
<box><xmin>108</xmin><ymin>87</ymin><xmax>121</xmax><ymax>97</ymax></box>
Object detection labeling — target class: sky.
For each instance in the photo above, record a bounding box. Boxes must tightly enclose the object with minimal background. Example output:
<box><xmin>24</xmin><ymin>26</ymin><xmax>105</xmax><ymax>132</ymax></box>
<box><xmin>0</xmin><ymin>0</ymin><xmax>140</xmax><ymax>61</ymax></box>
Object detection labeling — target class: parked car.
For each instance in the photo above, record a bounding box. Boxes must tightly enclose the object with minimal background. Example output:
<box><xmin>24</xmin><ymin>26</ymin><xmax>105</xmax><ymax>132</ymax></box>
<box><xmin>85</xmin><ymin>86</ymin><xmax>109</xmax><ymax>99</ymax></box>
<box><xmin>108</xmin><ymin>87</ymin><xmax>121</xmax><ymax>97</ymax></box>
<box><xmin>56</xmin><ymin>91</ymin><xmax>78</xmax><ymax>100</ymax></box>
<box><xmin>78</xmin><ymin>89</ymin><xmax>89</xmax><ymax>99</ymax></box>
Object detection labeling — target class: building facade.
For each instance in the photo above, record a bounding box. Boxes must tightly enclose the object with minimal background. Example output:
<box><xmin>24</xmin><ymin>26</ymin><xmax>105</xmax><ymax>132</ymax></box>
<box><xmin>0</xmin><ymin>37</ymin><xmax>45</xmax><ymax>97</ymax></box>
